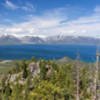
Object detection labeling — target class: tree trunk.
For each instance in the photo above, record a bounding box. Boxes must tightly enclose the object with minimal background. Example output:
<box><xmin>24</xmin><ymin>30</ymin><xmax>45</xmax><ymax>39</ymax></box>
<box><xmin>93</xmin><ymin>51</ymin><xmax>99</xmax><ymax>100</ymax></box>
<box><xmin>76</xmin><ymin>54</ymin><xmax>80</xmax><ymax>100</ymax></box>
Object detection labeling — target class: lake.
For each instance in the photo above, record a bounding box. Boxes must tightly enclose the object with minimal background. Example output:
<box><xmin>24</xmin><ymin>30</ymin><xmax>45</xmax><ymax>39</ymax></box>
<box><xmin>0</xmin><ymin>44</ymin><xmax>97</xmax><ymax>62</ymax></box>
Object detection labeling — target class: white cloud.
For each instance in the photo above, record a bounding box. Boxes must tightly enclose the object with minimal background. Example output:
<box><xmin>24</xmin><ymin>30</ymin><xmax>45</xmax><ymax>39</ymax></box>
<box><xmin>5</xmin><ymin>0</ymin><xmax>18</xmax><ymax>9</ymax></box>
<box><xmin>0</xmin><ymin>6</ymin><xmax>100</xmax><ymax>38</ymax></box>
<box><xmin>94</xmin><ymin>6</ymin><xmax>100</xmax><ymax>12</ymax></box>
<box><xmin>21</xmin><ymin>2</ymin><xmax>35</xmax><ymax>11</ymax></box>
<box><xmin>4</xmin><ymin>0</ymin><xmax>35</xmax><ymax>11</ymax></box>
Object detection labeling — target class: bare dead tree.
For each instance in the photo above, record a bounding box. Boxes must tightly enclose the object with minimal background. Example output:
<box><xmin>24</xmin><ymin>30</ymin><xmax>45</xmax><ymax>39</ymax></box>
<box><xmin>93</xmin><ymin>48</ymin><xmax>99</xmax><ymax>100</ymax></box>
<box><xmin>76</xmin><ymin>52</ymin><xmax>80</xmax><ymax>100</ymax></box>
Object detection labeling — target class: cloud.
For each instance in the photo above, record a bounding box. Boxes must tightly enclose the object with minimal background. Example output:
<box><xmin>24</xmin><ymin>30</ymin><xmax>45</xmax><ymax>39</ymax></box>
<box><xmin>21</xmin><ymin>3</ymin><xmax>35</xmax><ymax>11</ymax></box>
<box><xmin>24</xmin><ymin>2</ymin><xmax>35</xmax><ymax>11</ymax></box>
<box><xmin>4</xmin><ymin>0</ymin><xmax>35</xmax><ymax>11</ymax></box>
<box><xmin>5</xmin><ymin>0</ymin><xmax>18</xmax><ymax>9</ymax></box>
<box><xmin>0</xmin><ymin>6</ymin><xmax>100</xmax><ymax>38</ymax></box>
<box><xmin>94</xmin><ymin>6</ymin><xmax>100</xmax><ymax>12</ymax></box>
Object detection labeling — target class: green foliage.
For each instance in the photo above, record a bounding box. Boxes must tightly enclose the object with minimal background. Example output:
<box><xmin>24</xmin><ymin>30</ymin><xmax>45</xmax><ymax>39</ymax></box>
<box><xmin>4</xmin><ymin>83</ymin><xmax>12</xmax><ymax>100</ymax></box>
<box><xmin>21</xmin><ymin>59</ymin><xmax>28</xmax><ymax>78</ymax></box>
<box><xmin>40</xmin><ymin>60</ymin><xmax>47</xmax><ymax>80</ymax></box>
<box><xmin>29</xmin><ymin>81</ymin><xmax>64</xmax><ymax>100</ymax></box>
<box><xmin>31</xmin><ymin>56</ymin><xmax>36</xmax><ymax>62</ymax></box>
<box><xmin>79</xmin><ymin>67</ymin><xmax>92</xmax><ymax>100</ymax></box>
<box><xmin>11</xmin><ymin>83</ymin><xmax>23</xmax><ymax>100</ymax></box>
<box><xmin>0</xmin><ymin>58</ymin><xmax>94</xmax><ymax>100</ymax></box>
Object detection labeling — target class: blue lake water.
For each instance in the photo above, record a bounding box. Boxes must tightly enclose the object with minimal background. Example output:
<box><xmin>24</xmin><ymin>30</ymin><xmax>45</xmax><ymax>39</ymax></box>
<box><xmin>0</xmin><ymin>44</ymin><xmax>97</xmax><ymax>62</ymax></box>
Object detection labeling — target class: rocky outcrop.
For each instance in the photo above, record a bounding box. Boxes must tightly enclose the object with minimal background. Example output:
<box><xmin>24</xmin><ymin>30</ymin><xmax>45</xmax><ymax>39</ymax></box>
<box><xmin>28</xmin><ymin>62</ymin><xmax>40</xmax><ymax>77</ymax></box>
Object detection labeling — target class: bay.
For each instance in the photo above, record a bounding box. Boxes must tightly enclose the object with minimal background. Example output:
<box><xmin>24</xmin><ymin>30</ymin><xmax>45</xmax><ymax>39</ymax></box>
<box><xmin>0</xmin><ymin>44</ymin><xmax>97</xmax><ymax>62</ymax></box>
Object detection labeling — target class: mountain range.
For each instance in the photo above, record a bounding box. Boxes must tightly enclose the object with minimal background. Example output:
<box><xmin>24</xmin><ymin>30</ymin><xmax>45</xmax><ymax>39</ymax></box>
<box><xmin>0</xmin><ymin>34</ymin><xmax>99</xmax><ymax>45</ymax></box>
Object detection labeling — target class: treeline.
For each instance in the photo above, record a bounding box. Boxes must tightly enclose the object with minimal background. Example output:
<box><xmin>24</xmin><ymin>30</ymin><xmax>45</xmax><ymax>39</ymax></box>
<box><xmin>0</xmin><ymin>57</ymin><xmax>98</xmax><ymax>100</ymax></box>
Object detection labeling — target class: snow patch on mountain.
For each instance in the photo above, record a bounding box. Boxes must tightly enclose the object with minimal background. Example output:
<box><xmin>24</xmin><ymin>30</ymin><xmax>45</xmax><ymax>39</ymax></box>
<box><xmin>0</xmin><ymin>34</ymin><xmax>99</xmax><ymax>45</ymax></box>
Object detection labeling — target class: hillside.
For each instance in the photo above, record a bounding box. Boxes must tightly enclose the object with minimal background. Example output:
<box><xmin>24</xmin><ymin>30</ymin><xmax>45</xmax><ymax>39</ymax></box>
<box><xmin>0</xmin><ymin>57</ymin><xmax>97</xmax><ymax>100</ymax></box>
<box><xmin>0</xmin><ymin>60</ymin><xmax>15</xmax><ymax>74</ymax></box>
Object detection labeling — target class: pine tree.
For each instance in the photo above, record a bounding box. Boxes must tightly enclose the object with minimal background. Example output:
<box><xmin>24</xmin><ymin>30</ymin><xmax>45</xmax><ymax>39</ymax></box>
<box><xmin>31</xmin><ymin>56</ymin><xmax>36</xmax><ymax>62</ymax></box>
<box><xmin>21</xmin><ymin>59</ymin><xmax>28</xmax><ymax>79</ymax></box>
<box><xmin>4</xmin><ymin>83</ymin><xmax>12</xmax><ymax>100</ymax></box>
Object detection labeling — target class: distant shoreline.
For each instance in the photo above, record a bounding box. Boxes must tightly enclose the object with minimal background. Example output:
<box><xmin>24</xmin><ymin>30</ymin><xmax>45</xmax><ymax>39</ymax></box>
<box><xmin>0</xmin><ymin>60</ymin><xmax>13</xmax><ymax>63</ymax></box>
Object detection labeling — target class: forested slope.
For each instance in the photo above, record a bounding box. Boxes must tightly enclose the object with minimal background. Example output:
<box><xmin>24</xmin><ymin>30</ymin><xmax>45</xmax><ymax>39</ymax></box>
<box><xmin>0</xmin><ymin>57</ymin><xmax>97</xmax><ymax>100</ymax></box>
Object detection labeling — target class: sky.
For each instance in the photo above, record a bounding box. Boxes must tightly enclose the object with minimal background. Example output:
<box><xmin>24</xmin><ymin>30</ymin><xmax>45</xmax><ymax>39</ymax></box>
<box><xmin>0</xmin><ymin>0</ymin><xmax>100</xmax><ymax>37</ymax></box>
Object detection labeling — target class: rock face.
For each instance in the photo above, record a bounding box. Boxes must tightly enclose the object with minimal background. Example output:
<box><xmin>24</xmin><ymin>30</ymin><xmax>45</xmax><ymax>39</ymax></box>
<box><xmin>28</xmin><ymin>62</ymin><xmax>40</xmax><ymax>77</ymax></box>
<box><xmin>10</xmin><ymin>73</ymin><xmax>20</xmax><ymax>82</ymax></box>
<box><xmin>46</xmin><ymin>65</ymin><xmax>52</xmax><ymax>76</ymax></box>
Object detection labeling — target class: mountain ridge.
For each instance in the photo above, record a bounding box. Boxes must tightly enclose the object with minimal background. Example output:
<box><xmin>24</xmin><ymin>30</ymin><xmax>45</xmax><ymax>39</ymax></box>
<box><xmin>0</xmin><ymin>34</ymin><xmax>99</xmax><ymax>45</ymax></box>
